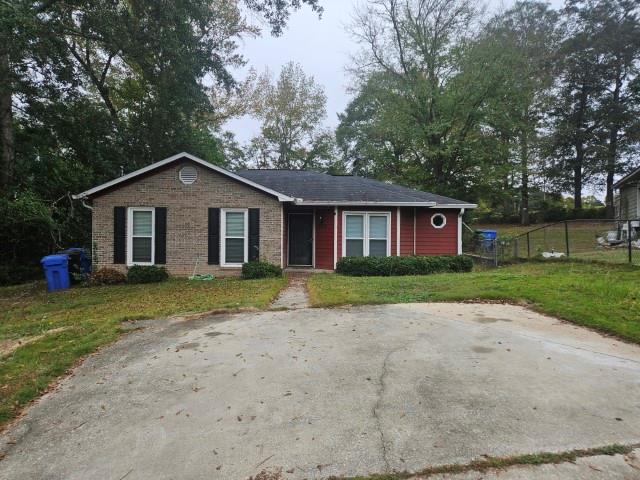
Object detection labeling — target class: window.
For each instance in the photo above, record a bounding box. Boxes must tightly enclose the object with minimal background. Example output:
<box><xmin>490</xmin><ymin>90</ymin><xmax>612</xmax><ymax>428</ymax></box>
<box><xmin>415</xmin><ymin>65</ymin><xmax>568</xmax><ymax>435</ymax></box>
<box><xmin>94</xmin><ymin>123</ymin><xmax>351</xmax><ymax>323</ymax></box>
<box><xmin>221</xmin><ymin>209</ymin><xmax>247</xmax><ymax>266</ymax></box>
<box><xmin>127</xmin><ymin>207</ymin><xmax>154</xmax><ymax>265</ymax></box>
<box><xmin>431</xmin><ymin>213</ymin><xmax>447</xmax><ymax>229</ymax></box>
<box><xmin>344</xmin><ymin>212</ymin><xmax>390</xmax><ymax>257</ymax></box>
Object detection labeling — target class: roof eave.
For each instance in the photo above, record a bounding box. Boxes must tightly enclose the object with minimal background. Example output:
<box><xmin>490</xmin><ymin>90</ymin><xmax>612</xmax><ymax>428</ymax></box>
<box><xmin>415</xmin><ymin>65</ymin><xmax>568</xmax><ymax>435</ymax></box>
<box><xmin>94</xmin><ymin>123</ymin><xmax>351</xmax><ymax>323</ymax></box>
<box><xmin>72</xmin><ymin>152</ymin><xmax>294</xmax><ymax>202</ymax></box>
<box><xmin>293</xmin><ymin>200</ymin><xmax>438</xmax><ymax>207</ymax></box>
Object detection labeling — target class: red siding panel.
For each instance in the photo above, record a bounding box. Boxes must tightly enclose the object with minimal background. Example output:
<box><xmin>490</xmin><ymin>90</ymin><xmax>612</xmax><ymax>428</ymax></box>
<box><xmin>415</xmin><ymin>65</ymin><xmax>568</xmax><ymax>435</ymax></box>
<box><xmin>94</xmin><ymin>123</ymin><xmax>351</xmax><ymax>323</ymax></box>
<box><xmin>414</xmin><ymin>208</ymin><xmax>459</xmax><ymax>255</ymax></box>
<box><xmin>314</xmin><ymin>208</ymin><xmax>335</xmax><ymax>269</ymax></box>
<box><xmin>400</xmin><ymin>207</ymin><xmax>415</xmax><ymax>255</ymax></box>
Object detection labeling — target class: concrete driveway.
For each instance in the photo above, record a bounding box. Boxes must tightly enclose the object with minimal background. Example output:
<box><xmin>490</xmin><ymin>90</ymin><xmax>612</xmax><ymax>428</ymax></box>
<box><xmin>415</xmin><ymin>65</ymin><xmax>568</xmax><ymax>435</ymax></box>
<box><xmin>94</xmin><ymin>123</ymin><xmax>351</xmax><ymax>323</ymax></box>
<box><xmin>1</xmin><ymin>303</ymin><xmax>640</xmax><ymax>479</ymax></box>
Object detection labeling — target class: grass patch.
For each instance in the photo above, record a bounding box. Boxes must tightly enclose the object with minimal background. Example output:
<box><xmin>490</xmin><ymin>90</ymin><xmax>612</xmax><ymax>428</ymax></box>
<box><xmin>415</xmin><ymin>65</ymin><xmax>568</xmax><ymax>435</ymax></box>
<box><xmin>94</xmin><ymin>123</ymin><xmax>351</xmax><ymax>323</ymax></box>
<box><xmin>0</xmin><ymin>276</ymin><xmax>286</xmax><ymax>428</ymax></box>
<box><xmin>308</xmin><ymin>261</ymin><xmax>640</xmax><ymax>343</ymax></box>
<box><xmin>328</xmin><ymin>443</ymin><xmax>635</xmax><ymax>479</ymax></box>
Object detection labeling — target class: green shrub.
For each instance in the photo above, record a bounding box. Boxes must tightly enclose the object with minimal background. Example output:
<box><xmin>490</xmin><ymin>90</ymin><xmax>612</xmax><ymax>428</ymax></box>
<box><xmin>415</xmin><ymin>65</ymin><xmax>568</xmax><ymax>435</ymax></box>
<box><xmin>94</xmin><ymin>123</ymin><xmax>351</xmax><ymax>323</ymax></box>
<box><xmin>335</xmin><ymin>255</ymin><xmax>473</xmax><ymax>276</ymax></box>
<box><xmin>89</xmin><ymin>268</ymin><xmax>127</xmax><ymax>286</ymax></box>
<box><xmin>0</xmin><ymin>263</ymin><xmax>42</xmax><ymax>286</ymax></box>
<box><xmin>126</xmin><ymin>265</ymin><xmax>169</xmax><ymax>284</ymax></box>
<box><xmin>241</xmin><ymin>261</ymin><xmax>283</xmax><ymax>279</ymax></box>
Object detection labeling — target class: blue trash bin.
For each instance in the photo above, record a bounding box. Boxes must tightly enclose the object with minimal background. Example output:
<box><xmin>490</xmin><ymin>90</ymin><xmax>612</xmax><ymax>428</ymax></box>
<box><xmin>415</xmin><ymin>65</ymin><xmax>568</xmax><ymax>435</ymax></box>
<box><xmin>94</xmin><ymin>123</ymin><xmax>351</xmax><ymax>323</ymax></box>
<box><xmin>41</xmin><ymin>254</ymin><xmax>70</xmax><ymax>292</ymax></box>
<box><xmin>476</xmin><ymin>229</ymin><xmax>497</xmax><ymax>249</ymax></box>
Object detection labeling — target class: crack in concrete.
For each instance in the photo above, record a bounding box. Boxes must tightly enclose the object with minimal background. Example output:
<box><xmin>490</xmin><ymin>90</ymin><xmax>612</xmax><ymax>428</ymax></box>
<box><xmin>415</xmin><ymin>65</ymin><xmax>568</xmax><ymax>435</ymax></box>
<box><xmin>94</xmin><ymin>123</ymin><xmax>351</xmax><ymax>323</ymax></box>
<box><xmin>373</xmin><ymin>346</ymin><xmax>405</xmax><ymax>473</ymax></box>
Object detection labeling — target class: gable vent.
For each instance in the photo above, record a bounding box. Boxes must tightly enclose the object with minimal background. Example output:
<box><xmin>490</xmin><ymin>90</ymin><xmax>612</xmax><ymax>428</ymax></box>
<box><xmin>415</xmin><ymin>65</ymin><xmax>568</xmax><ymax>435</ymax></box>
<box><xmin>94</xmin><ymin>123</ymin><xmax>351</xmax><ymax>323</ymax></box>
<box><xmin>179</xmin><ymin>166</ymin><xmax>198</xmax><ymax>185</ymax></box>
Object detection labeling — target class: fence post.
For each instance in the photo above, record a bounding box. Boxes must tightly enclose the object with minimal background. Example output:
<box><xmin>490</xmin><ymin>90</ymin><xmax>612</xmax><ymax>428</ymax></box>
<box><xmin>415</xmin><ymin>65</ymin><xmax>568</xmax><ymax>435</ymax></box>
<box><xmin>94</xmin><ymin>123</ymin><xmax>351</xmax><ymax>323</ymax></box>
<box><xmin>494</xmin><ymin>238</ymin><xmax>498</xmax><ymax>267</ymax></box>
<box><xmin>564</xmin><ymin>221</ymin><xmax>570</xmax><ymax>257</ymax></box>
<box><xmin>629</xmin><ymin>220</ymin><xmax>633</xmax><ymax>264</ymax></box>
<box><xmin>526</xmin><ymin>232</ymin><xmax>530</xmax><ymax>259</ymax></box>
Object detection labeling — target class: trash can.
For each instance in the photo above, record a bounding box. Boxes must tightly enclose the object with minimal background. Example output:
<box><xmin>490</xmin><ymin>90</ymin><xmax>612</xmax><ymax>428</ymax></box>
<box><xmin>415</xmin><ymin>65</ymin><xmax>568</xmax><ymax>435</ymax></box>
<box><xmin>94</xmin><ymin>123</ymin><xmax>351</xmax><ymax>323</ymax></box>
<box><xmin>476</xmin><ymin>229</ymin><xmax>497</xmax><ymax>249</ymax></box>
<box><xmin>57</xmin><ymin>247</ymin><xmax>91</xmax><ymax>283</ymax></box>
<box><xmin>41</xmin><ymin>254</ymin><xmax>70</xmax><ymax>292</ymax></box>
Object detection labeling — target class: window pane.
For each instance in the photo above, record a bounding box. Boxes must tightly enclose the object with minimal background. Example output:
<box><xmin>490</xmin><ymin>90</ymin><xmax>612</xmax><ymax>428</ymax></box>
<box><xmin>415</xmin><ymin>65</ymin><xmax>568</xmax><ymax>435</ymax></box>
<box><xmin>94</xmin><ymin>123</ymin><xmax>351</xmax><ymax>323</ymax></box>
<box><xmin>345</xmin><ymin>215</ymin><xmax>363</xmax><ymax>238</ymax></box>
<box><xmin>346</xmin><ymin>239</ymin><xmax>364</xmax><ymax>257</ymax></box>
<box><xmin>369</xmin><ymin>216</ymin><xmax>387</xmax><ymax>239</ymax></box>
<box><xmin>132</xmin><ymin>237</ymin><xmax>152</xmax><ymax>262</ymax></box>
<box><xmin>369</xmin><ymin>239</ymin><xmax>387</xmax><ymax>257</ymax></box>
<box><xmin>225</xmin><ymin>238</ymin><xmax>245</xmax><ymax>263</ymax></box>
<box><xmin>225</xmin><ymin>212</ymin><xmax>245</xmax><ymax>237</ymax></box>
<box><xmin>132</xmin><ymin>211</ymin><xmax>152</xmax><ymax>236</ymax></box>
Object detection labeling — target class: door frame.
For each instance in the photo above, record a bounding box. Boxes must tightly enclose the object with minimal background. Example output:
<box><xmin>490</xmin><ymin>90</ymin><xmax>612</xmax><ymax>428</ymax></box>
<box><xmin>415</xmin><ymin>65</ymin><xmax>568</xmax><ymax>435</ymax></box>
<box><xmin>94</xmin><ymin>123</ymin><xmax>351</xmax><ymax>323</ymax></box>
<box><xmin>287</xmin><ymin>211</ymin><xmax>315</xmax><ymax>267</ymax></box>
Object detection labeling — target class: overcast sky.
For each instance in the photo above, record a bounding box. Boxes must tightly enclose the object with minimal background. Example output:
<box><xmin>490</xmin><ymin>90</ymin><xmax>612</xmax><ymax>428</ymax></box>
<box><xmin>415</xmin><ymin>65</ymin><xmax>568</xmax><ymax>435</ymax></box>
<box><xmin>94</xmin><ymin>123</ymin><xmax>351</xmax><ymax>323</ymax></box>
<box><xmin>225</xmin><ymin>0</ymin><xmax>565</xmax><ymax>143</ymax></box>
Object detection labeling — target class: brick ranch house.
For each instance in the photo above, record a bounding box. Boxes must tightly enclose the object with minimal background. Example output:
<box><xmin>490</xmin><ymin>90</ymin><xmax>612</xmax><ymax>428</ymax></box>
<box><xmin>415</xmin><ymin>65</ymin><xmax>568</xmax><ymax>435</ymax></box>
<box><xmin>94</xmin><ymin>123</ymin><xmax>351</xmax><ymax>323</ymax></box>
<box><xmin>74</xmin><ymin>152</ymin><xmax>477</xmax><ymax>275</ymax></box>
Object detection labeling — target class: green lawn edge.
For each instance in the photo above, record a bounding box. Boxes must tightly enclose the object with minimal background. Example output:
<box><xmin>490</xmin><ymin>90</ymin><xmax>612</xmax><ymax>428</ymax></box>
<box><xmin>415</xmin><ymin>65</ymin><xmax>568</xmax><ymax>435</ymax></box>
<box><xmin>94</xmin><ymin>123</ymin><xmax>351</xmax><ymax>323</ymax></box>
<box><xmin>307</xmin><ymin>261</ymin><xmax>640</xmax><ymax>345</ymax></box>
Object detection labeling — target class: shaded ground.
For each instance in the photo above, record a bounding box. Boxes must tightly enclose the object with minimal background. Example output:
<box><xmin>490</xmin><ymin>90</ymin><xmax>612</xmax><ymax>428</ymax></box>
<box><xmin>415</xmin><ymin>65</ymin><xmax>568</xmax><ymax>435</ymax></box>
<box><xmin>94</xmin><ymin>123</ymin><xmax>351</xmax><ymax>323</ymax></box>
<box><xmin>1</xmin><ymin>303</ymin><xmax>639</xmax><ymax>479</ymax></box>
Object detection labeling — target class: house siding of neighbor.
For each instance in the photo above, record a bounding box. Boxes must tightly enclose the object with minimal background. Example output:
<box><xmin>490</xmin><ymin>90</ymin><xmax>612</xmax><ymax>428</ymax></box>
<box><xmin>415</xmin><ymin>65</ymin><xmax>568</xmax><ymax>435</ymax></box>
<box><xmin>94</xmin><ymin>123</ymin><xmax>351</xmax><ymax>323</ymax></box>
<box><xmin>75</xmin><ymin>152</ymin><xmax>476</xmax><ymax>276</ymax></box>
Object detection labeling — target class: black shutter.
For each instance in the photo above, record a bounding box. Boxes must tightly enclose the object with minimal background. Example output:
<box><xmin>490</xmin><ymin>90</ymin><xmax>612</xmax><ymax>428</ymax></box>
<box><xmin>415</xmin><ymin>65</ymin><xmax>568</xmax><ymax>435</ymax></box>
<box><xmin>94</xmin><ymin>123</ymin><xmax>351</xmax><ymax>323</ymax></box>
<box><xmin>208</xmin><ymin>208</ymin><xmax>220</xmax><ymax>265</ymax></box>
<box><xmin>155</xmin><ymin>207</ymin><xmax>167</xmax><ymax>264</ymax></box>
<box><xmin>248</xmin><ymin>208</ymin><xmax>260</xmax><ymax>262</ymax></box>
<box><xmin>113</xmin><ymin>206</ymin><xmax>126</xmax><ymax>264</ymax></box>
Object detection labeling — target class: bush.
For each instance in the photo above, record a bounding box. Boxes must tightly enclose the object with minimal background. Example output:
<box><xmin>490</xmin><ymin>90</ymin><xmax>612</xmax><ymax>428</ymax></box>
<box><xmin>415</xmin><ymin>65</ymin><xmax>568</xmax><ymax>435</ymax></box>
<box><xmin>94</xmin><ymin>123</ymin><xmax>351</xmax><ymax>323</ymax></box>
<box><xmin>126</xmin><ymin>265</ymin><xmax>169</xmax><ymax>284</ymax></box>
<box><xmin>89</xmin><ymin>268</ymin><xmax>127</xmax><ymax>286</ymax></box>
<box><xmin>335</xmin><ymin>255</ymin><xmax>473</xmax><ymax>277</ymax></box>
<box><xmin>241</xmin><ymin>261</ymin><xmax>283</xmax><ymax>279</ymax></box>
<box><xmin>0</xmin><ymin>263</ymin><xmax>42</xmax><ymax>286</ymax></box>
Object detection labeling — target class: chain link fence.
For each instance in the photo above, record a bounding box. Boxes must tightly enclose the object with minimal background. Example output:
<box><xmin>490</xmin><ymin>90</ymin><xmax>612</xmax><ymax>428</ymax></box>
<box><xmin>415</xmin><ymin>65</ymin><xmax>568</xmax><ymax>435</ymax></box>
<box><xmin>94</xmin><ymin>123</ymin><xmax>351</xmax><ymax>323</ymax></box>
<box><xmin>463</xmin><ymin>219</ymin><xmax>640</xmax><ymax>267</ymax></box>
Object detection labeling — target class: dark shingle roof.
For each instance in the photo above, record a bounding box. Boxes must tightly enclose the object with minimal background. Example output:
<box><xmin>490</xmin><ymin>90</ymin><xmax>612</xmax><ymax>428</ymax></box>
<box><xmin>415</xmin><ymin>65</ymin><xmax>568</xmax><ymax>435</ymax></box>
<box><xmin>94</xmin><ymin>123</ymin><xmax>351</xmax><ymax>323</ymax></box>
<box><xmin>236</xmin><ymin>170</ymin><xmax>473</xmax><ymax>206</ymax></box>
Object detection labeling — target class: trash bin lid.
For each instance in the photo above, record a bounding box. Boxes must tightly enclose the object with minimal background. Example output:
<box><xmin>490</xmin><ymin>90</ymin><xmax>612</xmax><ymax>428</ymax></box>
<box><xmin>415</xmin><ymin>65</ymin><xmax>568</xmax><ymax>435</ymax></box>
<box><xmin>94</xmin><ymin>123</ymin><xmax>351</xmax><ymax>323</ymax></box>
<box><xmin>41</xmin><ymin>254</ymin><xmax>69</xmax><ymax>266</ymax></box>
<box><xmin>476</xmin><ymin>229</ymin><xmax>497</xmax><ymax>238</ymax></box>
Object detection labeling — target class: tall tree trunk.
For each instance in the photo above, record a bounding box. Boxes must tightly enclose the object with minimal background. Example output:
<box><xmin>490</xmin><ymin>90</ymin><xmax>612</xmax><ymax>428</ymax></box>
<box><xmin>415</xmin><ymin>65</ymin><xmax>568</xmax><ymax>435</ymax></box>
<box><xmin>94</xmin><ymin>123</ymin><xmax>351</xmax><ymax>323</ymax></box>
<box><xmin>573</xmin><ymin>142</ymin><xmax>583</xmax><ymax>211</ymax></box>
<box><xmin>605</xmin><ymin>68</ymin><xmax>622</xmax><ymax>219</ymax></box>
<box><xmin>519</xmin><ymin>131</ymin><xmax>530</xmax><ymax>225</ymax></box>
<box><xmin>0</xmin><ymin>51</ymin><xmax>14</xmax><ymax>195</ymax></box>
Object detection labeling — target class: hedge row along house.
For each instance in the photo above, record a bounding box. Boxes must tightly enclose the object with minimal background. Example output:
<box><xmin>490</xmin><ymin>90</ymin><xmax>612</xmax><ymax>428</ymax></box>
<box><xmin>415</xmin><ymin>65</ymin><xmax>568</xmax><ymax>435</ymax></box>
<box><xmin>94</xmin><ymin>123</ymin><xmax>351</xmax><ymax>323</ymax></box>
<box><xmin>73</xmin><ymin>153</ymin><xmax>477</xmax><ymax>275</ymax></box>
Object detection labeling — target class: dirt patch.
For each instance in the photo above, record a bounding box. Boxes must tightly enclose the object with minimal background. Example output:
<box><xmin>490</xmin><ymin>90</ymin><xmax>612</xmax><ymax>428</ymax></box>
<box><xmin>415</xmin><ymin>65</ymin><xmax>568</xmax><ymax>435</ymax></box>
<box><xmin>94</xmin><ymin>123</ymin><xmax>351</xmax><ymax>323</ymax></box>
<box><xmin>0</xmin><ymin>327</ymin><xmax>70</xmax><ymax>358</ymax></box>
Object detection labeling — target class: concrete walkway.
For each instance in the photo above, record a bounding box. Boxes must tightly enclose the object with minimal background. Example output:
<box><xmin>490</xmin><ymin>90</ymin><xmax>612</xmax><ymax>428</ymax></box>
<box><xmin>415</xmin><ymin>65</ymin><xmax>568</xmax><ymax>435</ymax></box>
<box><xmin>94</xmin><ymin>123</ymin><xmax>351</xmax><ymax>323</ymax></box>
<box><xmin>270</xmin><ymin>272</ymin><xmax>310</xmax><ymax>309</ymax></box>
<box><xmin>1</xmin><ymin>303</ymin><xmax>640</xmax><ymax>479</ymax></box>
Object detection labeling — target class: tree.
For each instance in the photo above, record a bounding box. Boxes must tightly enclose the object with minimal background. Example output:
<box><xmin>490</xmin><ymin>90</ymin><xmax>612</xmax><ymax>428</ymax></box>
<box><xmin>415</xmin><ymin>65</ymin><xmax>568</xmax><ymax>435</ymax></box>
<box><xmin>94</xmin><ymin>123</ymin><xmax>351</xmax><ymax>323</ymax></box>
<box><xmin>250</xmin><ymin>61</ymin><xmax>331</xmax><ymax>169</ymax></box>
<box><xmin>484</xmin><ymin>2</ymin><xmax>560</xmax><ymax>224</ymax></box>
<box><xmin>587</xmin><ymin>0</ymin><xmax>640</xmax><ymax>217</ymax></box>
<box><xmin>546</xmin><ymin>1</ymin><xmax>608</xmax><ymax>211</ymax></box>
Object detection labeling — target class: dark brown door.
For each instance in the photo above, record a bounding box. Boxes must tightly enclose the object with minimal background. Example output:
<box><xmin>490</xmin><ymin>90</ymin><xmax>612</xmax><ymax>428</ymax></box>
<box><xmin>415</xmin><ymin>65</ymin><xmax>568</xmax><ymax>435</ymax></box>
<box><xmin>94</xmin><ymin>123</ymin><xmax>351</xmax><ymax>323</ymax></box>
<box><xmin>288</xmin><ymin>214</ymin><xmax>313</xmax><ymax>266</ymax></box>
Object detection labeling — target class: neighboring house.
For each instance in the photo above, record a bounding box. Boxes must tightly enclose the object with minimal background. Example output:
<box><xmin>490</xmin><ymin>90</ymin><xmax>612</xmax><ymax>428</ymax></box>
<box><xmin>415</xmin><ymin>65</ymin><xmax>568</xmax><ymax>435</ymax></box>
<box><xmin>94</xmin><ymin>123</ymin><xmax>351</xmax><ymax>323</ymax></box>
<box><xmin>74</xmin><ymin>152</ymin><xmax>476</xmax><ymax>275</ymax></box>
<box><xmin>614</xmin><ymin>165</ymin><xmax>640</xmax><ymax>239</ymax></box>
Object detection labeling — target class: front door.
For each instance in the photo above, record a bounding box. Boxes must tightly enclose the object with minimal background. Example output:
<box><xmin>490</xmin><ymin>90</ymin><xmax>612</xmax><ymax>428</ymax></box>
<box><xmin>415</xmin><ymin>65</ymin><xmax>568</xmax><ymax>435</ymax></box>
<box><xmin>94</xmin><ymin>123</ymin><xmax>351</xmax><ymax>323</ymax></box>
<box><xmin>288</xmin><ymin>214</ymin><xmax>313</xmax><ymax>266</ymax></box>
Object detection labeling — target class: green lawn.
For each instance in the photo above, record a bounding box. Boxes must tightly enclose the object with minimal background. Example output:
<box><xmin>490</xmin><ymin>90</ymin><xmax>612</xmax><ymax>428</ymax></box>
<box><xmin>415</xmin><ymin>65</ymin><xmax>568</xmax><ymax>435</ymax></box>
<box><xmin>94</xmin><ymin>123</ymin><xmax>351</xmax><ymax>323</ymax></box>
<box><xmin>308</xmin><ymin>261</ymin><xmax>640</xmax><ymax>343</ymax></box>
<box><xmin>0</xmin><ymin>277</ymin><xmax>286</xmax><ymax>427</ymax></box>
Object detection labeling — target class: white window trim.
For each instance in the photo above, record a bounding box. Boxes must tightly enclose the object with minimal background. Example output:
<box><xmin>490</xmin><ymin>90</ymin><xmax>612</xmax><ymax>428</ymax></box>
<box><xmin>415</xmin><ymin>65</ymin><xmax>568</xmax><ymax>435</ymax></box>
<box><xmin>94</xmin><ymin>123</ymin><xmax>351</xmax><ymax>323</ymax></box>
<box><xmin>127</xmin><ymin>207</ymin><xmax>155</xmax><ymax>266</ymax></box>
<box><xmin>220</xmin><ymin>208</ymin><xmax>248</xmax><ymax>267</ymax></box>
<box><xmin>431</xmin><ymin>213</ymin><xmax>447</xmax><ymax>229</ymax></box>
<box><xmin>343</xmin><ymin>211</ymin><xmax>392</xmax><ymax>257</ymax></box>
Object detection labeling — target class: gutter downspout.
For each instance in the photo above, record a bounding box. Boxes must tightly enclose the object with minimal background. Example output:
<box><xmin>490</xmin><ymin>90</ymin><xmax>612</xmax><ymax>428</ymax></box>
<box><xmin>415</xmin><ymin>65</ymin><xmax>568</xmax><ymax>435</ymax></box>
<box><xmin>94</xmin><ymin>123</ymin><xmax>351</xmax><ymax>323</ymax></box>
<box><xmin>457</xmin><ymin>208</ymin><xmax>465</xmax><ymax>255</ymax></box>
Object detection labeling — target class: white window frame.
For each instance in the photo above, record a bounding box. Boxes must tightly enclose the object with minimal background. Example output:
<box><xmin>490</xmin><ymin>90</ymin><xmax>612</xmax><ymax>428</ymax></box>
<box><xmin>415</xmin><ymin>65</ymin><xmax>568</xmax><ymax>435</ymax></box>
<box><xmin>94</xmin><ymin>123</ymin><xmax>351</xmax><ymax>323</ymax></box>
<box><xmin>343</xmin><ymin>211</ymin><xmax>391</xmax><ymax>257</ymax></box>
<box><xmin>221</xmin><ymin>208</ymin><xmax>248</xmax><ymax>267</ymax></box>
<box><xmin>127</xmin><ymin>207</ymin><xmax>155</xmax><ymax>266</ymax></box>
<box><xmin>431</xmin><ymin>213</ymin><xmax>447</xmax><ymax>229</ymax></box>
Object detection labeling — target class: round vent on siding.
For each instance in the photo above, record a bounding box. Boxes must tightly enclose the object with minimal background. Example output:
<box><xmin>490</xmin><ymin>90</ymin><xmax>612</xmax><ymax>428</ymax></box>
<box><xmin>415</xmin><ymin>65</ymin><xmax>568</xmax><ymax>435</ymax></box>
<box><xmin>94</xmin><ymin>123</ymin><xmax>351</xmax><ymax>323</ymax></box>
<box><xmin>179</xmin><ymin>166</ymin><xmax>198</xmax><ymax>185</ymax></box>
